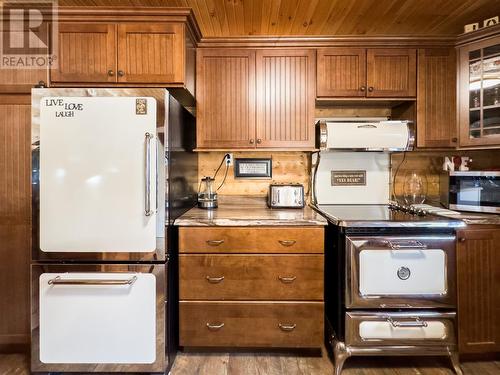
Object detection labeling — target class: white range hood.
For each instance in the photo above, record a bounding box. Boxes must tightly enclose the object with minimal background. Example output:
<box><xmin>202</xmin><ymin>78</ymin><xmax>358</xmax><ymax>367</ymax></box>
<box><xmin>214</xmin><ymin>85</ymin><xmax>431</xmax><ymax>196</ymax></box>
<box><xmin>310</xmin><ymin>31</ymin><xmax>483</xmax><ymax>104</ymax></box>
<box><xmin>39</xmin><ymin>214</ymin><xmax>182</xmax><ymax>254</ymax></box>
<box><xmin>317</xmin><ymin>119</ymin><xmax>414</xmax><ymax>151</ymax></box>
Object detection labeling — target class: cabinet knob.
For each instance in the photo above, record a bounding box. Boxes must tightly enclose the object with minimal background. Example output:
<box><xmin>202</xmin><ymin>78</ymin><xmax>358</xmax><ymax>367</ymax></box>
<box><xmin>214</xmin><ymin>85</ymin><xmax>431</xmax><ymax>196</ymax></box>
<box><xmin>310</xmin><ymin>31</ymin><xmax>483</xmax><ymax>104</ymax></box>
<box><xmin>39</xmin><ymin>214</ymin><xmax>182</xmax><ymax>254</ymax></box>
<box><xmin>107</xmin><ymin>69</ymin><xmax>115</xmax><ymax>76</ymax></box>
<box><xmin>360</xmin><ymin>86</ymin><xmax>366</xmax><ymax>92</ymax></box>
<box><xmin>368</xmin><ymin>86</ymin><xmax>374</xmax><ymax>92</ymax></box>
<box><xmin>117</xmin><ymin>70</ymin><xmax>125</xmax><ymax>77</ymax></box>
<box><xmin>256</xmin><ymin>139</ymin><xmax>262</xmax><ymax>144</ymax></box>
<box><xmin>452</xmin><ymin>137</ymin><xmax>458</xmax><ymax>143</ymax></box>
<box><xmin>459</xmin><ymin>237</ymin><xmax>466</xmax><ymax>243</ymax></box>
<box><xmin>249</xmin><ymin>139</ymin><xmax>255</xmax><ymax>144</ymax></box>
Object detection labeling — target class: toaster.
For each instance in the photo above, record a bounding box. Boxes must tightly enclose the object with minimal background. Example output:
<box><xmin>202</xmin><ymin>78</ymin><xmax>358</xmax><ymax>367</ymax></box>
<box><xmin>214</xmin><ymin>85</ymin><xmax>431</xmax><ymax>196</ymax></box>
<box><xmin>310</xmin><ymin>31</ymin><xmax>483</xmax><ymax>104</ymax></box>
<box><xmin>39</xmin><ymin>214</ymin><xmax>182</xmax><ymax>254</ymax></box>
<box><xmin>268</xmin><ymin>184</ymin><xmax>305</xmax><ymax>208</ymax></box>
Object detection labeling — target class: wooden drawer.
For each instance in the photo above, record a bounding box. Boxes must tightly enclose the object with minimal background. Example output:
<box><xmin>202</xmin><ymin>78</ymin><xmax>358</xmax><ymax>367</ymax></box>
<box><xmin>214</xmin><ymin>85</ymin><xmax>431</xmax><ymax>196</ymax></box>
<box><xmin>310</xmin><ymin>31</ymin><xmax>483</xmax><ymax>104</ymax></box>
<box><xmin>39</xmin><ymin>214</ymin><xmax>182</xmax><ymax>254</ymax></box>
<box><xmin>179</xmin><ymin>301</ymin><xmax>324</xmax><ymax>348</ymax></box>
<box><xmin>179</xmin><ymin>254</ymin><xmax>323</xmax><ymax>300</ymax></box>
<box><xmin>178</xmin><ymin>227</ymin><xmax>324</xmax><ymax>254</ymax></box>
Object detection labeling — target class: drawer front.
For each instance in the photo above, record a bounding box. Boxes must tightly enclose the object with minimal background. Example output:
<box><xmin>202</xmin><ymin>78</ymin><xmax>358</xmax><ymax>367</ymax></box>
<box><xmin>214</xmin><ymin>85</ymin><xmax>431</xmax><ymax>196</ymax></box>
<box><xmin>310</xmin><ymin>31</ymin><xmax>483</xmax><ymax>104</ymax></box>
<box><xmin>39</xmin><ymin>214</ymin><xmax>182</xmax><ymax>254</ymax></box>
<box><xmin>179</xmin><ymin>227</ymin><xmax>324</xmax><ymax>254</ymax></box>
<box><xmin>347</xmin><ymin>235</ymin><xmax>456</xmax><ymax>308</ymax></box>
<box><xmin>179</xmin><ymin>254</ymin><xmax>323</xmax><ymax>300</ymax></box>
<box><xmin>346</xmin><ymin>311</ymin><xmax>456</xmax><ymax>347</ymax></box>
<box><xmin>179</xmin><ymin>301</ymin><xmax>324</xmax><ymax>348</ymax></box>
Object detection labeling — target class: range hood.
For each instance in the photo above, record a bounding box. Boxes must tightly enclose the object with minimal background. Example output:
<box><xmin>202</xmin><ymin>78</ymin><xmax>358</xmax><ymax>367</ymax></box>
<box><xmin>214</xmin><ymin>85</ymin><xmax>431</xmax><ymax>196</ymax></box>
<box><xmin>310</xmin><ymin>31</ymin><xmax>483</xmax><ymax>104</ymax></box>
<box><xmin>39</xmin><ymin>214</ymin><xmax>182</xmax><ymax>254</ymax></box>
<box><xmin>316</xmin><ymin>119</ymin><xmax>415</xmax><ymax>151</ymax></box>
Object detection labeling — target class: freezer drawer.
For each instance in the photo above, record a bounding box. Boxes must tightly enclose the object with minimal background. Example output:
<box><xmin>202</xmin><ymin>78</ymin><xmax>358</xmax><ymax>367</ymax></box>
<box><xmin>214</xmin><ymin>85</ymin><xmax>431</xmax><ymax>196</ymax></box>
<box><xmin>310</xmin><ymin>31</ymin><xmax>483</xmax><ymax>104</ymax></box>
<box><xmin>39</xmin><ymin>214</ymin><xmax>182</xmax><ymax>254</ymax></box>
<box><xmin>31</xmin><ymin>264</ymin><xmax>166</xmax><ymax>373</ymax></box>
<box><xmin>346</xmin><ymin>235</ymin><xmax>456</xmax><ymax>308</ymax></box>
<box><xmin>345</xmin><ymin>311</ymin><xmax>456</xmax><ymax>347</ymax></box>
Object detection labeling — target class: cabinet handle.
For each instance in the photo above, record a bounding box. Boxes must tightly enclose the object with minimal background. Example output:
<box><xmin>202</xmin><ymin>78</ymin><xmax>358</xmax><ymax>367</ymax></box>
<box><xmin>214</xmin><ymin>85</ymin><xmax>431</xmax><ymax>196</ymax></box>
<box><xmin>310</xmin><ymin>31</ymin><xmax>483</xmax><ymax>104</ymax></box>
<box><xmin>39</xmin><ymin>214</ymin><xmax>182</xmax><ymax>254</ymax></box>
<box><xmin>368</xmin><ymin>86</ymin><xmax>374</xmax><ymax>92</ymax></box>
<box><xmin>107</xmin><ymin>69</ymin><xmax>115</xmax><ymax>76</ymax></box>
<box><xmin>360</xmin><ymin>86</ymin><xmax>366</xmax><ymax>92</ymax></box>
<box><xmin>206</xmin><ymin>322</ymin><xmax>225</xmax><ymax>331</ymax></box>
<box><xmin>206</xmin><ymin>239</ymin><xmax>224</xmax><ymax>246</ymax></box>
<box><xmin>278</xmin><ymin>240</ymin><xmax>296</xmax><ymax>247</ymax></box>
<box><xmin>118</xmin><ymin>70</ymin><xmax>125</xmax><ymax>77</ymax></box>
<box><xmin>451</xmin><ymin>137</ymin><xmax>458</xmax><ymax>143</ymax></box>
<box><xmin>459</xmin><ymin>237</ymin><xmax>466</xmax><ymax>242</ymax></box>
<box><xmin>278</xmin><ymin>275</ymin><xmax>297</xmax><ymax>283</ymax></box>
<box><xmin>206</xmin><ymin>276</ymin><xmax>224</xmax><ymax>283</ymax></box>
<box><xmin>278</xmin><ymin>323</ymin><xmax>296</xmax><ymax>332</ymax></box>
<box><xmin>387</xmin><ymin>317</ymin><xmax>428</xmax><ymax>328</ymax></box>
<box><xmin>144</xmin><ymin>132</ymin><xmax>153</xmax><ymax>217</ymax></box>
<box><xmin>256</xmin><ymin>139</ymin><xmax>262</xmax><ymax>144</ymax></box>
<box><xmin>249</xmin><ymin>139</ymin><xmax>255</xmax><ymax>144</ymax></box>
<box><xmin>380</xmin><ymin>303</ymin><xmax>412</xmax><ymax>308</ymax></box>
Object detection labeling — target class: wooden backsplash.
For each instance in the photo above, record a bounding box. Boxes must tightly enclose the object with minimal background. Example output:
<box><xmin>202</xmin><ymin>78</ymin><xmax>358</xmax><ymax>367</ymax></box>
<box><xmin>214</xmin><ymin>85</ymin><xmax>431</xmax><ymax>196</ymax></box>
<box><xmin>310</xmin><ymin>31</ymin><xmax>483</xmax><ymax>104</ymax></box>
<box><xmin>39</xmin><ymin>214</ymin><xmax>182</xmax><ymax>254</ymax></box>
<box><xmin>197</xmin><ymin>152</ymin><xmax>311</xmax><ymax>196</ymax></box>
<box><xmin>391</xmin><ymin>149</ymin><xmax>500</xmax><ymax>204</ymax></box>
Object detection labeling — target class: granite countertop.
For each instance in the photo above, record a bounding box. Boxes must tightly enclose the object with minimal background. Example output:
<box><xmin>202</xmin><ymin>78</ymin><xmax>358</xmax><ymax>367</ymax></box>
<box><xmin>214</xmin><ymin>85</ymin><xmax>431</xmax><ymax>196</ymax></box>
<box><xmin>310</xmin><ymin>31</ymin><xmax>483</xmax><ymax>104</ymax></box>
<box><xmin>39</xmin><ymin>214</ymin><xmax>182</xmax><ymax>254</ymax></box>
<box><xmin>174</xmin><ymin>196</ymin><xmax>328</xmax><ymax>227</ymax></box>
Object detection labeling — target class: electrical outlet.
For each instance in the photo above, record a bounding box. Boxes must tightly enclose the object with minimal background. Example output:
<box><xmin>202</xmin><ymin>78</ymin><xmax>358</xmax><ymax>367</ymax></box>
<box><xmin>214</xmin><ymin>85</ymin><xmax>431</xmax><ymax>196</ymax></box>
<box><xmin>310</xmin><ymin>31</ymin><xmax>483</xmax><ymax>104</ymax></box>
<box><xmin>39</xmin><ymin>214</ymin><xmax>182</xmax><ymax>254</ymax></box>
<box><xmin>225</xmin><ymin>153</ymin><xmax>233</xmax><ymax>166</ymax></box>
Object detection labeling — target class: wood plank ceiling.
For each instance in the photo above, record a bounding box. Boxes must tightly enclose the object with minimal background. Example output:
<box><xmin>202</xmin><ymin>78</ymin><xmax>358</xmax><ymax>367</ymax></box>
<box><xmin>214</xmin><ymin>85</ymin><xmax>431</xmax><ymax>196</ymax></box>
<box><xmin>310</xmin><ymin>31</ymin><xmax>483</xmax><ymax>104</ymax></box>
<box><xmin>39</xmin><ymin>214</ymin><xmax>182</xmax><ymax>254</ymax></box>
<box><xmin>58</xmin><ymin>0</ymin><xmax>500</xmax><ymax>37</ymax></box>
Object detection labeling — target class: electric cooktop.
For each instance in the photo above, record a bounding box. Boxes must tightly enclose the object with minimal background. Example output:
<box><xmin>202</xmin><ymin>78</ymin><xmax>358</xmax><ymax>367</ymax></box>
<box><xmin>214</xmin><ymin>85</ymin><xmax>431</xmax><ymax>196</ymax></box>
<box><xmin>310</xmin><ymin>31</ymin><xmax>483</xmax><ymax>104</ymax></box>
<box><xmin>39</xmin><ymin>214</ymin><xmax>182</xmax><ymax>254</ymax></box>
<box><xmin>313</xmin><ymin>203</ymin><xmax>466</xmax><ymax>228</ymax></box>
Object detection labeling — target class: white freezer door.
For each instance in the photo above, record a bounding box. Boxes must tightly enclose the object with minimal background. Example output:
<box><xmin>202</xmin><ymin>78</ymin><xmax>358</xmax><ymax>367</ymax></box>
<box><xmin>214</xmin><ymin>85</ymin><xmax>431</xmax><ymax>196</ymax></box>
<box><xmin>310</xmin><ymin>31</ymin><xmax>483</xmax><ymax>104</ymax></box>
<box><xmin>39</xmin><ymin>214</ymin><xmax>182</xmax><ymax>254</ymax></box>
<box><xmin>39</xmin><ymin>96</ymin><xmax>157</xmax><ymax>252</ymax></box>
<box><xmin>39</xmin><ymin>272</ymin><xmax>156</xmax><ymax>364</ymax></box>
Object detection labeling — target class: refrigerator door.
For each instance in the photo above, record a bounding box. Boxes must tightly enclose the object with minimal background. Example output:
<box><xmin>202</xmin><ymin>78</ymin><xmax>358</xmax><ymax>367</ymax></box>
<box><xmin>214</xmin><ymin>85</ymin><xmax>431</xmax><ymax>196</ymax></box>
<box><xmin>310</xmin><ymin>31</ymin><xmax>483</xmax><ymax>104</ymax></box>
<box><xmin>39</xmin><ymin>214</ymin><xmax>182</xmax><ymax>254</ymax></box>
<box><xmin>32</xmin><ymin>88</ymin><xmax>167</xmax><ymax>261</ymax></box>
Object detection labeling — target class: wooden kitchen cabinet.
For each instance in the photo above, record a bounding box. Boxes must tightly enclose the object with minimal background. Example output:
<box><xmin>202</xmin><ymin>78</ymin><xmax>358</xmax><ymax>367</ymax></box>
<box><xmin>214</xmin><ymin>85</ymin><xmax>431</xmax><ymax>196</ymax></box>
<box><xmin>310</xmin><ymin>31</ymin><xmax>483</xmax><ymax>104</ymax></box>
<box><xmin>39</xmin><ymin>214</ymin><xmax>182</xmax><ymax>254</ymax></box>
<box><xmin>196</xmin><ymin>49</ymin><xmax>256</xmax><ymax>148</ymax></box>
<box><xmin>456</xmin><ymin>226</ymin><xmax>500</xmax><ymax>355</ymax></box>
<box><xmin>178</xmin><ymin>226</ymin><xmax>324</xmax><ymax>349</ymax></box>
<box><xmin>197</xmin><ymin>48</ymin><xmax>316</xmax><ymax>150</ymax></box>
<box><xmin>458</xmin><ymin>35</ymin><xmax>500</xmax><ymax>147</ymax></box>
<box><xmin>417</xmin><ymin>48</ymin><xmax>457</xmax><ymax>148</ymax></box>
<box><xmin>316</xmin><ymin>48</ymin><xmax>416</xmax><ymax>98</ymax></box>
<box><xmin>0</xmin><ymin>95</ymin><xmax>31</xmax><ymax>351</ymax></box>
<box><xmin>51</xmin><ymin>23</ymin><xmax>117</xmax><ymax>83</ymax></box>
<box><xmin>256</xmin><ymin>49</ymin><xmax>316</xmax><ymax>148</ymax></box>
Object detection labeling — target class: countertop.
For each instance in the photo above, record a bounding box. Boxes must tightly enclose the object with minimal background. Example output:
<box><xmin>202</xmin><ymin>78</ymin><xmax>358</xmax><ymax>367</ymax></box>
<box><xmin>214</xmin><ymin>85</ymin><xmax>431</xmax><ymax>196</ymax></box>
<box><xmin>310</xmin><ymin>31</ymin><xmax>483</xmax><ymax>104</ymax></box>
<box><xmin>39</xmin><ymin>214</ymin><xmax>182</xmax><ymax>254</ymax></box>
<box><xmin>174</xmin><ymin>196</ymin><xmax>328</xmax><ymax>227</ymax></box>
<box><xmin>412</xmin><ymin>204</ymin><xmax>500</xmax><ymax>226</ymax></box>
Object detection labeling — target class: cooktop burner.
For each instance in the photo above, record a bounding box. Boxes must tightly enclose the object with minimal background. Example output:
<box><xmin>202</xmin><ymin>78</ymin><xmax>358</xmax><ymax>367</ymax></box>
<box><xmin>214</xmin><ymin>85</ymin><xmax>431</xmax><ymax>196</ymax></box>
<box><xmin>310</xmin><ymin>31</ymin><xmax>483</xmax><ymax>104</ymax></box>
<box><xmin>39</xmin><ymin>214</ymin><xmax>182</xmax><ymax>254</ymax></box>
<box><xmin>313</xmin><ymin>204</ymin><xmax>465</xmax><ymax>228</ymax></box>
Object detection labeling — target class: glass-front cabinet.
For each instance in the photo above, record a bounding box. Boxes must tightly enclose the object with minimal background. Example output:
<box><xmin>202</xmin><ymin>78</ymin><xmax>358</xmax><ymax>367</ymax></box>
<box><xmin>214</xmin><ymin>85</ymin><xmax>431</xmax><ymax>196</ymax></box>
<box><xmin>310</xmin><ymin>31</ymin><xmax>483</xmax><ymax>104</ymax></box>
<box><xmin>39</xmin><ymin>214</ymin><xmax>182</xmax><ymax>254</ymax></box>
<box><xmin>459</xmin><ymin>36</ymin><xmax>500</xmax><ymax>147</ymax></box>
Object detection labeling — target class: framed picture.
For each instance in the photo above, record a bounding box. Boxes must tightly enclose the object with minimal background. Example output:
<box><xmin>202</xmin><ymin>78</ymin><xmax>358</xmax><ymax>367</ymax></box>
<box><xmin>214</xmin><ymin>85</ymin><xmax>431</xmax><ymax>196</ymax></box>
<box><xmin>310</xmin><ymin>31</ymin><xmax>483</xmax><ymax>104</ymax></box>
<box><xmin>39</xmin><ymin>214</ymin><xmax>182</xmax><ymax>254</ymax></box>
<box><xmin>234</xmin><ymin>158</ymin><xmax>272</xmax><ymax>178</ymax></box>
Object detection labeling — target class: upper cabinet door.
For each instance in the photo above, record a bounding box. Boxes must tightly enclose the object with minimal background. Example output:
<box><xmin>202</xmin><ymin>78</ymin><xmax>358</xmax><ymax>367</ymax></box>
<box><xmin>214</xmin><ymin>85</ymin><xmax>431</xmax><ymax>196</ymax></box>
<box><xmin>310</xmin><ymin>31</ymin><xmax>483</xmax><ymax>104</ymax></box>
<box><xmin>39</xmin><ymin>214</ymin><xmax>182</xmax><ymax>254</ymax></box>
<box><xmin>117</xmin><ymin>23</ymin><xmax>184</xmax><ymax>84</ymax></box>
<box><xmin>196</xmin><ymin>49</ymin><xmax>256</xmax><ymax>149</ymax></box>
<box><xmin>256</xmin><ymin>50</ymin><xmax>316</xmax><ymax>149</ymax></box>
<box><xmin>417</xmin><ymin>48</ymin><xmax>457</xmax><ymax>148</ymax></box>
<box><xmin>366</xmin><ymin>48</ymin><xmax>416</xmax><ymax>97</ymax></box>
<box><xmin>51</xmin><ymin>23</ymin><xmax>117</xmax><ymax>83</ymax></box>
<box><xmin>317</xmin><ymin>48</ymin><xmax>366</xmax><ymax>97</ymax></box>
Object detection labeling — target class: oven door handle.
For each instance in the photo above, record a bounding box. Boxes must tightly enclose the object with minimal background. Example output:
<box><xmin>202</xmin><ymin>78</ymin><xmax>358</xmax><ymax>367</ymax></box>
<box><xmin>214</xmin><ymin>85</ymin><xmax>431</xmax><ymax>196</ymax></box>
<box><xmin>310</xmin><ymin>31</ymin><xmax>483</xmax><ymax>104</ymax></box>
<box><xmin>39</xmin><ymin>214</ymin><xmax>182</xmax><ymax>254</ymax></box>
<box><xmin>48</xmin><ymin>275</ymin><xmax>138</xmax><ymax>286</ymax></box>
<box><xmin>388</xmin><ymin>240</ymin><xmax>427</xmax><ymax>250</ymax></box>
<box><xmin>387</xmin><ymin>316</ymin><xmax>428</xmax><ymax>328</ymax></box>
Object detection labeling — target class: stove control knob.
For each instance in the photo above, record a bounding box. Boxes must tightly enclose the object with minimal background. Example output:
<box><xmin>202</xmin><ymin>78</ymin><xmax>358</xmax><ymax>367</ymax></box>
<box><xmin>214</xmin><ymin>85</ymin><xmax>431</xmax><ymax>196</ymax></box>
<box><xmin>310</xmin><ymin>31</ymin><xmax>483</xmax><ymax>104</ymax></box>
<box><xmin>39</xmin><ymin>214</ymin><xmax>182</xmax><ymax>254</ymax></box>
<box><xmin>397</xmin><ymin>266</ymin><xmax>411</xmax><ymax>280</ymax></box>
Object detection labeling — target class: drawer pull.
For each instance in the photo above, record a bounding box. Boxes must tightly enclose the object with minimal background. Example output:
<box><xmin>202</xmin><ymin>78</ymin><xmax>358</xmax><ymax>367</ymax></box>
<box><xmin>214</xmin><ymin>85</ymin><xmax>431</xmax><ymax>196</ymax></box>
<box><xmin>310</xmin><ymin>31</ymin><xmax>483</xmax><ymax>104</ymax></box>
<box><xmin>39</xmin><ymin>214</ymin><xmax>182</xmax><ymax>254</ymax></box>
<box><xmin>206</xmin><ymin>322</ymin><xmax>225</xmax><ymax>331</ymax></box>
<box><xmin>206</xmin><ymin>276</ymin><xmax>225</xmax><ymax>283</ymax></box>
<box><xmin>278</xmin><ymin>323</ymin><xmax>297</xmax><ymax>332</ymax></box>
<box><xmin>380</xmin><ymin>303</ymin><xmax>412</xmax><ymax>308</ymax></box>
<box><xmin>206</xmin><ymin>240</ymin><xmax>225</xmax><ymax>246</ymax></box>
<box><xmin>278</xmin><ymin>275</ymin><xmax>297</xmax><ymax>283</ymax></box>
<box><xmin>48</xmin><ymin>275</ymin><xmax>138</xmax><ymax>286</ymax></box>
<box><xmin>389</xmin><ymin>240</ymin><xmax>427</xmax><ymax>250</ymax></box>
<box><xmin>278</xmin><ymin>240</ymin><xmax>296</xmax><ymax>247</ymax></box>
<box><xmin>387</xmin><ymin>317</ymin><xmax>428</xmax><ymax>328</ymax></box>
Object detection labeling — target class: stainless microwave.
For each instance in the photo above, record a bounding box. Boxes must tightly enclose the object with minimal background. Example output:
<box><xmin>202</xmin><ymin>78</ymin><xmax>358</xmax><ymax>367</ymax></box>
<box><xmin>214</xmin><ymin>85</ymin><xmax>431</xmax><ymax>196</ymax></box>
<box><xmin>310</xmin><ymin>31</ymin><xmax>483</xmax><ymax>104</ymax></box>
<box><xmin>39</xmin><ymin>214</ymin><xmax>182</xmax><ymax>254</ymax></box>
<box><xmin>440</xmin><ymin>171</ymin><xmax>500</xmax><ymax>213</ymax></box>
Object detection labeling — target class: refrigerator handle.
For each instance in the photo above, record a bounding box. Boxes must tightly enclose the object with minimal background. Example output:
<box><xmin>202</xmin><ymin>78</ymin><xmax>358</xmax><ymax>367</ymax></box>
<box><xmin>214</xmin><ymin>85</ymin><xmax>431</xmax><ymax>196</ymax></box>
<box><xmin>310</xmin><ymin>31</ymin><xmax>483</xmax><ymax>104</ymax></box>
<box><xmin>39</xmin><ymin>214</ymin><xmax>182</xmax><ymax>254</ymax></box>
<box><xmin>145</xmin><ymin>132</ymin><xmax>153</xmax><ymax>216</ymax></box>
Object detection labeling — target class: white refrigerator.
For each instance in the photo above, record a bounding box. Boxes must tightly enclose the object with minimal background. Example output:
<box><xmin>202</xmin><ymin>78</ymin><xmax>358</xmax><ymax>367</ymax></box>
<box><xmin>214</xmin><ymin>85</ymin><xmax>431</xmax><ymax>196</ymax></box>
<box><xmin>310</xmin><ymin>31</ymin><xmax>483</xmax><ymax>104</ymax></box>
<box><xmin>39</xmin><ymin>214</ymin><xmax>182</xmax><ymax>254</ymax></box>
<box><xmin>30</xmin><ymin>88</ymin><xmax>197</xmax><ymax>373</ymax></box>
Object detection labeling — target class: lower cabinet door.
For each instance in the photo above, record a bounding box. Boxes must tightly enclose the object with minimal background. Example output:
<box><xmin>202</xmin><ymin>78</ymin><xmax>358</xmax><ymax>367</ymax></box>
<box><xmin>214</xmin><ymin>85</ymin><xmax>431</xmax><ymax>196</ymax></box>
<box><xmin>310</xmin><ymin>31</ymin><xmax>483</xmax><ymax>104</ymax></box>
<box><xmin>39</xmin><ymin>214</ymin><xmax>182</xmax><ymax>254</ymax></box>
<box><xmin>31</xmin><ymin>264</ymin><xmax>166</xmax><ymax>373</ymax></box>
<box><xmin>179</xmin><ymin>301</ymin><xmax>324</xmax><ymax>348</ymax></box>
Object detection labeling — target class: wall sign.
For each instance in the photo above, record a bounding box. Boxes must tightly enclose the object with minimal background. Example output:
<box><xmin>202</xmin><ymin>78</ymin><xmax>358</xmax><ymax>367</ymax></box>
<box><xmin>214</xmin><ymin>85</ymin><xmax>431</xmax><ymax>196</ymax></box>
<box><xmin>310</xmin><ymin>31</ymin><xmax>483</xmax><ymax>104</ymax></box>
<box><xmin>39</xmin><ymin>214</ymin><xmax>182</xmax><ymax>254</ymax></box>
<box><xmin>234</xmin><ymin>158</ymin><xmax>272</xmax><ymax>178</ymax></box>
<box><xmin>331</xmin><ymin>170</ymin><xmax>366</xmax><ymax>186</ymax></box>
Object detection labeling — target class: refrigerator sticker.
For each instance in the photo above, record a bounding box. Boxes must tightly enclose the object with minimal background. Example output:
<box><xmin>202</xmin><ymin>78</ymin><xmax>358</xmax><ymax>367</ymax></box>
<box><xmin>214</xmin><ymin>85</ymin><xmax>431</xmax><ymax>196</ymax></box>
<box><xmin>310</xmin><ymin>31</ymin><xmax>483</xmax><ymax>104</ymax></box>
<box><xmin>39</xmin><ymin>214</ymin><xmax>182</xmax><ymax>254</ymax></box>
<box><xmin>136</xmin><ymin>99</ymin><xmax>148</xmax><ymax>115</ymax></box>
<box><xmin>331</xmin><ymin>170</ymin><xmax>366</xmax><ymax>186</ymax></box>
<box><xmin>44</xmin><ymin>98</ymin><xmax>83</xmax><ymax>118</ymax></box>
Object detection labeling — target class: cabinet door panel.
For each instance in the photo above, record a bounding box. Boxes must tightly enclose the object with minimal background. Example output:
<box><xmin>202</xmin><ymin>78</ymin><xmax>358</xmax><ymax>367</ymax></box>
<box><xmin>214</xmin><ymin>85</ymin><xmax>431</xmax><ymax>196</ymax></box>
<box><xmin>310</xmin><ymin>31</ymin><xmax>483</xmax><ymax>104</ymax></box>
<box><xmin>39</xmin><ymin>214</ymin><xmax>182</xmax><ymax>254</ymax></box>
<box><xmin>117</xmin><ymin>23</ymin><xmax>184</xmax><ymax>84</ymax></box>
<box><xmin>457</xmin><ymin>228</ymin><xmax>500</xmax><ymax>354</ymax></box>
<box><xmin>417</xmin><ymin>48</ymin><xmax>457</xmax><ymax>148</ymax></box>
<box><xmin>51</xmin><ymin>23</ymin><xmax>116</xmax><ymax>83</ymax></box>
<box><xmin>367</xmin><ymin>49</ymin><xmax>416</xmax><ymax>97</ymax></box>
<box><xmin>317</xmin><ymin>48</ymin><xmax>366</xmax><ymax>97</ymax></box>
<box><xmin>256</xmin><ymin>50</ymin><xmax>315</xmax><ymax>149</ymax></box>
<box><xmin>196</xmin><ymin>49</ymin><xmax>256</xmax><ymax>148</ymax></box>
<box><xmin>0</xmin><ymin>95</ymin><xmax>31</xmax><ymax>348</ymax></box>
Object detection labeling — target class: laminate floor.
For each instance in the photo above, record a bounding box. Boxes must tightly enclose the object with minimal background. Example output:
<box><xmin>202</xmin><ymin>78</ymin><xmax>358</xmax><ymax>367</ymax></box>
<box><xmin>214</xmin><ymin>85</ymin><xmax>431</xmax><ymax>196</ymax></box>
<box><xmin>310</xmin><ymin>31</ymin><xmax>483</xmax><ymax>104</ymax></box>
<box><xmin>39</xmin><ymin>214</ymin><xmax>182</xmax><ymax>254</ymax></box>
<box><xmin>1</xmin><ymin>350</ymin><xmax>499</xmax><ymax>375</ymax></box>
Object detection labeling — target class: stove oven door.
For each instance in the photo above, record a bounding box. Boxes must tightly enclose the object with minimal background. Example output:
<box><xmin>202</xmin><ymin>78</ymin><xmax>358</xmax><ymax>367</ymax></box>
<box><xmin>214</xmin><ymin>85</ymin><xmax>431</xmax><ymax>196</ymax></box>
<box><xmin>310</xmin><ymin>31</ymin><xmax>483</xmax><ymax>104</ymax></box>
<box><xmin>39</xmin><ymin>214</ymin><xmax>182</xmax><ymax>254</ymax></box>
<box><xmin>346</xmin><ymin>235</ymin><xmax>456</xmax><ymax>308</ymax></box>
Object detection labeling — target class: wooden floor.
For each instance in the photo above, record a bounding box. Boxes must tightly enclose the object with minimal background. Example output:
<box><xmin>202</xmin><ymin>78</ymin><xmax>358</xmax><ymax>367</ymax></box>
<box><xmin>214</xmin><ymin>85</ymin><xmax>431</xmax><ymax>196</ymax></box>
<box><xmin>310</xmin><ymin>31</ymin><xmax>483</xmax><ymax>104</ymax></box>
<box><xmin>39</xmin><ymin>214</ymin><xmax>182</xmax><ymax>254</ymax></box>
<box><xmin>1</xmin><ymin>350</ymin><xmax>499</xmax><ymax>375</ymax></box>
